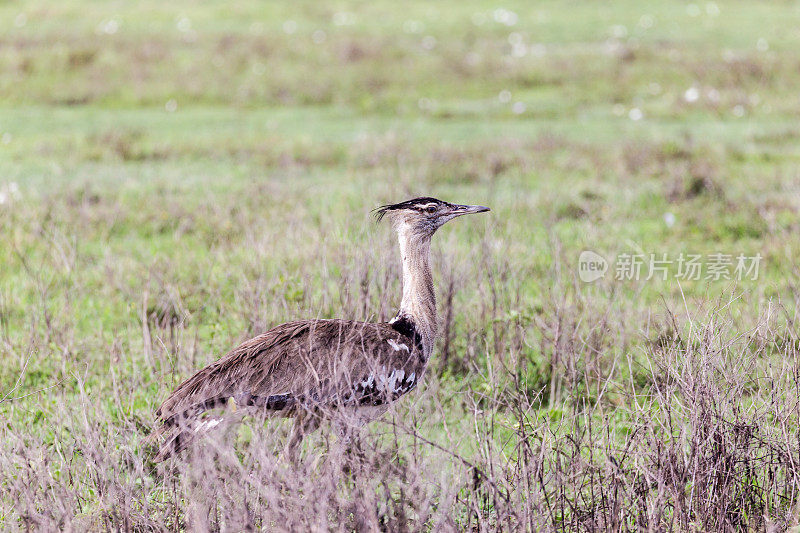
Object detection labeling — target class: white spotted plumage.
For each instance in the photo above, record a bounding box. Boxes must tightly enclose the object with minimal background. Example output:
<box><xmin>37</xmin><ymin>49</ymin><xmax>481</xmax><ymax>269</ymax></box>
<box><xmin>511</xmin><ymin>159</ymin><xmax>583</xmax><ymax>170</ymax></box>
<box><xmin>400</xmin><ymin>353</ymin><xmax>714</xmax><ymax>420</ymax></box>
<box><xmin>194</xmin><ymin>418</ymin><xmax>222</xmax><ymax>433</ymax></box>
<box><xmin>387</xmin><ymin>338</ymin><xmax>410</xmax><ymax>352</ymax></box>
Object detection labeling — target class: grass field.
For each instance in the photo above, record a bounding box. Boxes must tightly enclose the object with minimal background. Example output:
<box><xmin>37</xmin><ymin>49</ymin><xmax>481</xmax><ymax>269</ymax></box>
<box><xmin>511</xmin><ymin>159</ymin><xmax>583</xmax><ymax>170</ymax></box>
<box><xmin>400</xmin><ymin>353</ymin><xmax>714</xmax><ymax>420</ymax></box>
<box><xmin>2</xmin><ymin>0</ymin><xmax>800</xmax><ymax>530</ymax></box>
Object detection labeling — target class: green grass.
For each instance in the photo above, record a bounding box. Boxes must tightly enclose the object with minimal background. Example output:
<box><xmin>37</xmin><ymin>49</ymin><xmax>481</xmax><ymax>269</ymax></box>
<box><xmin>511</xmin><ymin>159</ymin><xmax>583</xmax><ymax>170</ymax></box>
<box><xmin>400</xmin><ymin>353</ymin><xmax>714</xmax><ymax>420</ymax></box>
<box><xmin>2</xmin><ymin>0</ymin><xmax>800</xmax><ymax>529</ymax></box>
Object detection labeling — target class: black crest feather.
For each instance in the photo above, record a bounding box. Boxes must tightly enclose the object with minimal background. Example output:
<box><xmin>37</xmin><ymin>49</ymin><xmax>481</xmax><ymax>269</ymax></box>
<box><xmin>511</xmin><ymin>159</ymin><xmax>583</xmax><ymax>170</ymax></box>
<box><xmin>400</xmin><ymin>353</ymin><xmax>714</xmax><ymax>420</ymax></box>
<box><xmin>372</xmin><ymin>197</ymin><xmax>444</xmax><ymax>222</ymax></box>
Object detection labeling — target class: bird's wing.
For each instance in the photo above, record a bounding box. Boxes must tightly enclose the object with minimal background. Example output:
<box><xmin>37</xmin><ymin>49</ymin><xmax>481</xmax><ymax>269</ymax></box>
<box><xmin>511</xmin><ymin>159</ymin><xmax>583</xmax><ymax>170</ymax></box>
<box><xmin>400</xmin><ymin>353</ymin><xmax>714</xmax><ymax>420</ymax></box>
<box><xmin>155</xmin><ymin>319</ymin><xmax>424</xmax><ymax>425</ymax></box>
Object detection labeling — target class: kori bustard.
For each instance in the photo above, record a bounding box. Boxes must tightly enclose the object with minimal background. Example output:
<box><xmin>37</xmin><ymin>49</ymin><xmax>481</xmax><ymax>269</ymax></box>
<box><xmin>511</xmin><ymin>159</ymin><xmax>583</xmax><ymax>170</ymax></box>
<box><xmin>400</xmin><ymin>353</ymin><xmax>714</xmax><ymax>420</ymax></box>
<box><xmin>150</xmin><ymin>197</ymin><xmax>489</xmax><ymax>460</ymax></box>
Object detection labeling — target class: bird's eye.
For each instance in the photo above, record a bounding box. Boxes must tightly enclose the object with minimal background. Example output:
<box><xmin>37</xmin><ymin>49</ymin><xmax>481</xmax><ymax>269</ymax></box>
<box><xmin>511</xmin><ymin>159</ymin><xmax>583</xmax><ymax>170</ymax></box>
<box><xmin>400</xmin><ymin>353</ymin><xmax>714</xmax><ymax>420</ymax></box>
<box><xmin>424</xmin><ymin>206</ymin><xmax>437</xmax><ymax>214</ymax></box>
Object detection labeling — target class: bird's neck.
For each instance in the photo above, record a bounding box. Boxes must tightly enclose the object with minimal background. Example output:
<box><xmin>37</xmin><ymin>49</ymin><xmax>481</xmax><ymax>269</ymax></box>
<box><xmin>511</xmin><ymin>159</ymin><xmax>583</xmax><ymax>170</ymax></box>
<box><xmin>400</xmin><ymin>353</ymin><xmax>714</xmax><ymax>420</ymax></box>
<box><xmin>393</xmin><ymin>225</ymin><xmax>437</xmax><ymax>358</ymax></box>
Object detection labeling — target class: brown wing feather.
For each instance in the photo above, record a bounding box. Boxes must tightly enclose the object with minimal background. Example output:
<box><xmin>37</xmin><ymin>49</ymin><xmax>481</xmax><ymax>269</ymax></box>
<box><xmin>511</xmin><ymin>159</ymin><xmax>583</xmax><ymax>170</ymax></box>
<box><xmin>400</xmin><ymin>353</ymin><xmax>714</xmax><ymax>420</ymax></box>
<box><xmin>155</xmin><ymin>319</ymin><xmax>424</xmax><ymax>425</ymax></box>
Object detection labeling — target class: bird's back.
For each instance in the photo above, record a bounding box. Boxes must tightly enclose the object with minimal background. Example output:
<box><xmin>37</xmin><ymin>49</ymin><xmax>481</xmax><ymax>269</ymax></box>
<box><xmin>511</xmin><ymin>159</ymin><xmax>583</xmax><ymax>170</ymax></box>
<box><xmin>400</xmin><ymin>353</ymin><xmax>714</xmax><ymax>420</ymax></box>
<box><xmin>155</xmin><ymin>318</ymin><xmax>425</xmax><ymax>427</ymax></box>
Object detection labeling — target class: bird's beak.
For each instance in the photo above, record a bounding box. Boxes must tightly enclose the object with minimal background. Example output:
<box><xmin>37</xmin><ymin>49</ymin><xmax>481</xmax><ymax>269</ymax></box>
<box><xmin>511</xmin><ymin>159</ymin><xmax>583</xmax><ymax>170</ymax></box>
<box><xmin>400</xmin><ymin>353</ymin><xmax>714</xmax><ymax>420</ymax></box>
<box><xmin>450</xmin><ymin>204</ymin><xmax>491</xmax><ymax>217</ymax></box>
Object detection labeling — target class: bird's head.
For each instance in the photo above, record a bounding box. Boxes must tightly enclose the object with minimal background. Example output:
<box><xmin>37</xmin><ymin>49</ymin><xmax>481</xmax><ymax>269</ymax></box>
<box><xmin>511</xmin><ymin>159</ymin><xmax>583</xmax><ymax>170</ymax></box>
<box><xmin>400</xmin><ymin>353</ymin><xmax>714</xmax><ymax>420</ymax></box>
<box><xmin>374</xmin><ymin>197</ymin><xmax>490</xmax><ymax>238</ymax></box>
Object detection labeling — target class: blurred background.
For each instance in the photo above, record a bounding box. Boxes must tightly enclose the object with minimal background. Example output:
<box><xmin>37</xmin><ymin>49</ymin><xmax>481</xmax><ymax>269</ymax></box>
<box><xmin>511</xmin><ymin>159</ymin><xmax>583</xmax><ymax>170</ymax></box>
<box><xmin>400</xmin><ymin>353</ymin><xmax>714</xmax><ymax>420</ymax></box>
<box><xmin>3</xmin><ymin>0</ymin><xmax>797</xmax><ymax>285</ymax></box>
<box><xmin>2</xmin><ymin>1</ymin><xmax>797</xmax><ymax>317</ymax></box>
<box><xmin>2</xmin><ymin>1</ymin><xmax>800</xmax><ymax>529</ymax></box>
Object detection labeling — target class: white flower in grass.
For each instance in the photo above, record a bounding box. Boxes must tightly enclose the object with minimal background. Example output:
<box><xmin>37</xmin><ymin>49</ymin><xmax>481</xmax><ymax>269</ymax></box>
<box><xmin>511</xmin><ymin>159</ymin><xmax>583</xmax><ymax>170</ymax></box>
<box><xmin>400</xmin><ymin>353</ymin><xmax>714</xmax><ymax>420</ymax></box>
<box><xmin>611</xmin><ymin>25</ymin><xmax>627</xmax><ymax>39</ymax></box>
<box><xmin>684</xmin><ymin>87</ymin><xmax>699</xmax><ymax>103</ymax></box>
<box><xmin>493</xmin><ymin>9</ymin><xmax>518</xmax><ymax>27</ymax></box>
<box><xmin>639</xmin><ymin>15</ymin><xmax>654</xmax><ymax>29</ymax></box>
<box><xmin>511</xmin><ymin>43</ymin><xmax>527</xmax><ymax>58</ymax></box>
<box><xmin>283</xmin><ymin>20</ymin><xmax>297</xmax><ymax>34</ymax></box>
<box><xmin>403</xmin><ymin>20</ymin><xmax>423</xmax><ymax>34</ymax></box>
<box><xmin>97</xmin><ymin>19</ymin><xmax>119</xmax><ymax>35</ymax></box>
<box><xmin>0</xmin><ymin>182</ymin><xmax>20</xmax><ymax>206</ymax></box>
